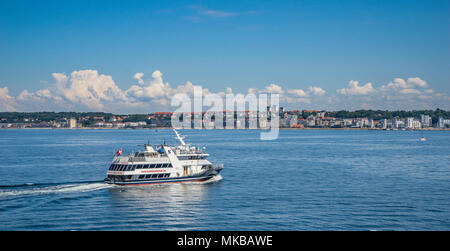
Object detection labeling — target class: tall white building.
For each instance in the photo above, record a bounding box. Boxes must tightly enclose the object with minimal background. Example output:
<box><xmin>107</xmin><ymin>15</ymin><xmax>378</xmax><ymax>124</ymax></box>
<box><xmin>392</xmin><ymin>117</ymin><xmax>398</xmax><ymax>128</ymax></box>
<box><xmin>412</xmin><ymin>120</ymin><xmax>422</xmax><ymax>129</ymax></box>
<box><xmin>421</xmin><ymin>115</ymin><xmax>432</xmax><ymax>128</ymax></box>
<box><xmin>438</xmin><ymin>117</ymin><xmax>450</xmax><ymax>128</ymax></box>
<box><xmin>69</xmin><ymin>118</ymin><xmax>77</xmax><ymax>128</ymax></box>
<box><xmin>407</xmin><ymin>117</ymin><xmax>422</xmax><ymax>129</ymax></box>
<box><xmin>381</xmin><ymin>119</ymin><xmax>388</xmax><ymax>129</ymax></box>
<box><xmin>406</xmin><ymin>117</ymin><xmax>414</xmax><ymax>128</ymax></box>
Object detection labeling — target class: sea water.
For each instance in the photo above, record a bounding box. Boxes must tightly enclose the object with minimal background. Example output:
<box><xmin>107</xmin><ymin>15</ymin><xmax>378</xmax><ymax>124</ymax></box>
<box><xmin>0</xmin><ymin>129</ymin><xmax>449</xmax><ymax>230</ymax></box>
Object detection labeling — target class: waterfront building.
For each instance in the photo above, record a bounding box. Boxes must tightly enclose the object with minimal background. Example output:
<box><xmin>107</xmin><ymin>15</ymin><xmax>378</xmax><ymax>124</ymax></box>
<box><xmin>438</xmin><ymin>117</ymin><xmax>450</xmax><ymax>128</ymax></box>
<box><xmin>69</xmin><ymin>118</ymin><xmax>77</xmax><ymax>128</ymax></box>
<box><xmin>381</xmin><ymin>119</ymin><xmax>388</xmax><ymax>129</ymax></box>
<box><xmin>406</xmin><ymin>117</ymin><xmax>414</xmax><ymax>129</ymax></box>
<box><xmin>397</xmin><ymin>120</ymin><xmax>406</xmax><ymax>129</ymax></box>
<box><xmin>421</xmin><ymin>115</ymin><xmax>432</xmax><ymax>128</ymax></box>
<box><xmin>112</xmin><ymin>122</ymin><xmax>125</xmax><ymax>128</ymax></box>
<box><xmin>392</xmin><ymin>117</ymin><xmax>399</xmax><ymax>129</ymax></box>
<box><xmin>406</xmin><ymin>117</ymin><xmax>422</xmax><ymax>129</ymax></box>
<box><xmin>358</xmin><ymin>118</ymin><xmax>369</xmax><ymax>128</ymax></box>
<box><xmin>287</xmin><ymin>114</ymin><xmax>298</xmax><ymax>127</ymax></box>
<box><xmin>306</xmin><ymin>117</ymin><xmax>315</xmax><ymax>127</ymax></box>
<box><xmin>343</xmin><ymin>119</ymin><xmax>353</xmax><ymax>127</ymax></box>
<box><xmin>413</xmin><ymin>120</ymin><xmax>422</xmax><ymax>129</ymax></box>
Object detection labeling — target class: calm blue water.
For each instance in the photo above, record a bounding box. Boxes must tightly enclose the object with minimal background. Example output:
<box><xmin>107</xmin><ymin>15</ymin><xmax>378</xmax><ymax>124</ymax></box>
<box><xmin>0</xmin><ymin>129</ymin><xmax>449</xmax><ymax>230</ymax></box>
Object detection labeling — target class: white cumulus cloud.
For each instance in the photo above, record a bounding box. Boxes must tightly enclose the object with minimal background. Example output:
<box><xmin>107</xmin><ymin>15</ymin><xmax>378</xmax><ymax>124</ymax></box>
<box><xmin>407</xmin><ymin>77</ymin><xmax>428</xmax><ymax>88</ymax></box>
<box><xmin>55</xmin><ymin>69</ymin><xmax>128</xmax><ymax>110</ymax></box>
<box><xmin>133</xmin><ymin>72</ymin><xmax>145</xmax><ymax>85</ymax></box>
<box><xmin>308</xmin><ymin>86</ymin><xmax>326</xmax><ymax>96</ymax></box>
<box><xmin>287</xmin><ymin>89</ymin><xmax>308</xmax><ymax>97</ymax></box>
<box><xmin>338</xmin><ymin>80</ymin><xmax>376</xmax><ymax>95</ymax></box>
<box><xmin>0</xmin><ymin>87</ymin><xmax>17</xmax><ymax>111</ymax></box>
<box><xmin>2</xmin><ymin>71</ymin><xmax>448</xmax><ymax>112</ymax></box>
<box><xmin>127</xmin><ymin>70</ymin><xmax>171</xmax><ymax>100</ymax></box>
<box><xmin>260</xmin><ymin>83</ymin><xmax>283</xmax><ymax>94</ymax></box>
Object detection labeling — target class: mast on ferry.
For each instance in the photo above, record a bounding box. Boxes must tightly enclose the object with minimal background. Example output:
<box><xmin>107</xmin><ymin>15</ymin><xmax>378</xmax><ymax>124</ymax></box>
<box><xmin>173</xmin><ymin>129</ymin><xmax>187</xmax><ymax>146</ymax></box>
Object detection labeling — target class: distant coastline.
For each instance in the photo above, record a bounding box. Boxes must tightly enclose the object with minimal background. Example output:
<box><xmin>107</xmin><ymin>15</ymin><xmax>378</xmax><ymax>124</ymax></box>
<box><xmin>1</xmin><ymin>127</ymin><xmax>449</xmax><ymax>131</ymax></box>
<box><xmin>1</xmin><ymin>109</ymin><xmax>449</xmax><ymax>130</ymax></box>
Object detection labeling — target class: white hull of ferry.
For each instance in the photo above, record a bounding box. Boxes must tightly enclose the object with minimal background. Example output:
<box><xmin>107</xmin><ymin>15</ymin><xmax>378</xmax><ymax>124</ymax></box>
<box><xmin>104</xmin><ymin>173</ymin><xmax>220</xmax><ymax>186</ymax></box>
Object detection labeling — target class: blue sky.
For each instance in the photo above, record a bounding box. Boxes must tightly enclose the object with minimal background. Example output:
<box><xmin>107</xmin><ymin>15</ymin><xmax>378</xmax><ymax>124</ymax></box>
<box><xmin>0</xmin><ymin>0</ymin><xmax>449</xmax><ymax>112</ymax></box>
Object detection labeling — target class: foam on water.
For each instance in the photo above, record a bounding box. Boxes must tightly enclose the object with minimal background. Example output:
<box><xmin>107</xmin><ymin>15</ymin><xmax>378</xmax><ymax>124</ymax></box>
<box><xmin>0</xmin><ymin>182</ymin><xmax>113</xmax><ymax>197</ymax></box>
<box><xmin>0</xmin><ymin>175</ymin><xmax>222</xmax><ymax>197</ymax></box>
<box><xmin>197</xmin><ymin>174</ymin><xmax>223</xmax><ymax>184</ymax></box>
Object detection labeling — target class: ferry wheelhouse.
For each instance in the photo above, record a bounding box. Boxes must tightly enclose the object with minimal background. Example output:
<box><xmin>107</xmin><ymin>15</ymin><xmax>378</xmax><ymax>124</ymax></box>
<box><xmin>104</xmin><ymin>129</ymin><xmax>223</xmax><ymax>186</ymax></box>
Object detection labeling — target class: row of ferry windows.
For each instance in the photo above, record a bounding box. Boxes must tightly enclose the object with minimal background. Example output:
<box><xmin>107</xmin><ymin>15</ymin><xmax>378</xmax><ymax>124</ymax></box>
<box><xmin>109</xmin><ymin>163</ymin><xmax>173</xmax><ymax>171</ymax></box>
<box><xmin>107</xmin><ymin>173</ymin><xmax>170</xmax><ymax>180</ymax></box>
<box><xmin>177</xmin><ymin>156</ymin><xmax>207</xmax><ymax>160</ymax></box>
<box><xmin>139</xmin><ymin>173</ymin><xmax>170</xmax><ymax>179</ymax></box>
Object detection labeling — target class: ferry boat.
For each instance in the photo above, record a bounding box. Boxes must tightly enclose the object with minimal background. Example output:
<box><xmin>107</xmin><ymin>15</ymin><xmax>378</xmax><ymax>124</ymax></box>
<box><xmin>104</xmin><ymin>129</ymin><xmax>223</xmax><ymax>186</ymax></box>
<box><xmin>420</xmin><ymin>130</ymin><xmax>427</xmax><ymax>142</ymax></box>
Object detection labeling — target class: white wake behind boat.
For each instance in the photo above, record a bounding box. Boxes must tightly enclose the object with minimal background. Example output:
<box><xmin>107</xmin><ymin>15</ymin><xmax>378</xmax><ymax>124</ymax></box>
<box><xmin>104</xmin><ymin>129</ymin><xmax>223</xmax><ymax>186</ymax></box>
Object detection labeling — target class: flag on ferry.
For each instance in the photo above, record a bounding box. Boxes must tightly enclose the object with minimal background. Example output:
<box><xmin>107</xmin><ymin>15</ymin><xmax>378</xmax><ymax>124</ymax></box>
<box><xmin>116</xmin><ymin>148</ymin><xmax>122</xmax><ymax>156</ymax></box>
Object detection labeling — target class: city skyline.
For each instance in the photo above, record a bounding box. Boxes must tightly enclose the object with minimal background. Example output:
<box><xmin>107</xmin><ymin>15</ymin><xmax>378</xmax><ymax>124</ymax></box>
<box><xmin>1</xmin><ymin>109</ymin><xmax>449</xmax><ymax>130</ymax></box>
<box><xmin>1</xmin><ymin>0</ymin><xmax>449</xmax><ymax>112</ymax></box>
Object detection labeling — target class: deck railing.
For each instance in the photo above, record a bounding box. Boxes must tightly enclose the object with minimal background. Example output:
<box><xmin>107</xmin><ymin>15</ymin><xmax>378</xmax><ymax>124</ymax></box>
<box><xmin>112</xmin><ymin>156</ymin><xmax>171</xmax><ymax>163</ymax></box>
<box><xmin>127</xmin><ymin>157</ymin><xmax>146</xmax><ymax>162</ymax></box>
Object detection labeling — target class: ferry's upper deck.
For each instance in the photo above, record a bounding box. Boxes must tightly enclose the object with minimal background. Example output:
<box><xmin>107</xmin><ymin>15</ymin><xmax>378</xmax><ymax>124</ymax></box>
<box><xmin>112</xmin><ymin>130</ymin><xmax>210</xmax><ymax>164</ymax></box>
<box><xmin>112</xmin><ymin>146</ymin><xmax>209</xmax><ymax>163</ymax></box>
